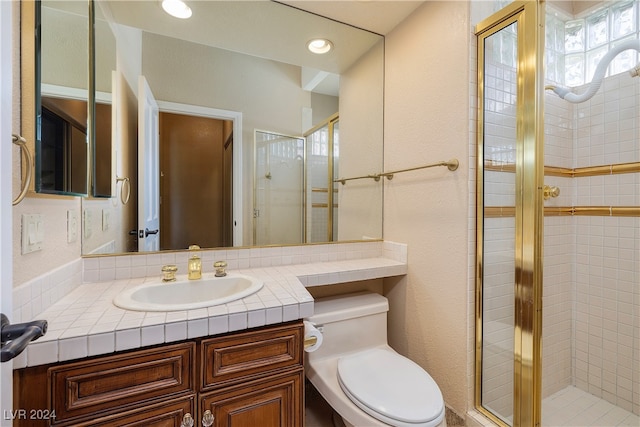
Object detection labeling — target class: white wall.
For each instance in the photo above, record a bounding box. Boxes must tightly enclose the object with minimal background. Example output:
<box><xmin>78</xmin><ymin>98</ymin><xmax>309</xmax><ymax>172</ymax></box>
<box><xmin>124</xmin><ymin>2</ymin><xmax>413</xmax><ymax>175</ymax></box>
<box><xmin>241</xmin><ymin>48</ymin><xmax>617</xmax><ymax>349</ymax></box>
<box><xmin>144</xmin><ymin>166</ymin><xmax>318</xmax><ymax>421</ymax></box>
<box><xmin>12</xmin><ymin>2</ymin><xmax>82</xmax><ymax>287</ymax></box>
<box><xmin>382</xmin><ymin>1</ymin><xmax>471</xmax><ymax>416</ymax></box>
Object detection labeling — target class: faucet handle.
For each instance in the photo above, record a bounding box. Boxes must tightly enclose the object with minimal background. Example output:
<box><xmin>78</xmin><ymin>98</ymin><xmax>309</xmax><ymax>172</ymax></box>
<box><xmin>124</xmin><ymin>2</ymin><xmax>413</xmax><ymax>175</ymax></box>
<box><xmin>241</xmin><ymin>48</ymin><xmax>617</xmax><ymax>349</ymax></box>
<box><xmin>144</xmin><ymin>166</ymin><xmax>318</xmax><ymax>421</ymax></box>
<box><xmin>214</xmin><ymin>261</ymin><xmax>228</xmax><ymax>277</ymax></box>
<box><xmin>161</xmin><ymin>265</ymin><xmax>178</xmax><ymax>282</ymax></box>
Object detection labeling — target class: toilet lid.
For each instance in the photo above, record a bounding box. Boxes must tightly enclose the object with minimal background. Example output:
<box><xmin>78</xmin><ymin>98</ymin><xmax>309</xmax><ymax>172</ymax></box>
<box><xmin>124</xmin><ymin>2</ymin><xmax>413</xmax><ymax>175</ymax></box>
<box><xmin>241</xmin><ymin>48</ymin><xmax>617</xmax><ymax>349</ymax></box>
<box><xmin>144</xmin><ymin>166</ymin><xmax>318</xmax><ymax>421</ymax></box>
<box><xmin>337</xmin><ymin>348</ymin><xmax>443</xmax><ymax>426</ymax></box>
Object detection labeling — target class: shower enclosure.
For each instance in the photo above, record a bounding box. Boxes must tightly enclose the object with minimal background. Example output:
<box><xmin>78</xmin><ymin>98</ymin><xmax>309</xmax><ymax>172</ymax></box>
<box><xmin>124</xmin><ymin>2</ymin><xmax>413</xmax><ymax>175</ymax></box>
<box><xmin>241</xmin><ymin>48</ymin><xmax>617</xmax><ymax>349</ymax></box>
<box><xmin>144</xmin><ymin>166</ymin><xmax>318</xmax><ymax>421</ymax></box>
<box><xmin>252</xmin><ymin>115</ymin><xmax>339</xmax><ymax>246</ymax></box>
<box><xmin>475</xmin><ymin>1</ymin><xmax>639</xmax><ymax>426</ymax></box>
<box><xmin>253</xmin><ymin>130</ymin><xmax>305</xmax><ymax>245</ymax></box>
<box><xmin>305</xmin><ymin>114</ymin><xmax>339</xmax><ymax>243</ymax></box>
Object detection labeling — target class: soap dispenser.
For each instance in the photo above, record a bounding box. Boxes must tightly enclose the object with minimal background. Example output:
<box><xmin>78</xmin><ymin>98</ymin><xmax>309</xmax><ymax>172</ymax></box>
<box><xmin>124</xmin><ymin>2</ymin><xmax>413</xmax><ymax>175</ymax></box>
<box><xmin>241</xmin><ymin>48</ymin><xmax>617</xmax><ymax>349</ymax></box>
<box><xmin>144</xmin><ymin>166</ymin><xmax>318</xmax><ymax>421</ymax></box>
<box><xmin>188</xmin><ymin>245</ymin><xmax>202</xmax><ymax>280</ymax></box>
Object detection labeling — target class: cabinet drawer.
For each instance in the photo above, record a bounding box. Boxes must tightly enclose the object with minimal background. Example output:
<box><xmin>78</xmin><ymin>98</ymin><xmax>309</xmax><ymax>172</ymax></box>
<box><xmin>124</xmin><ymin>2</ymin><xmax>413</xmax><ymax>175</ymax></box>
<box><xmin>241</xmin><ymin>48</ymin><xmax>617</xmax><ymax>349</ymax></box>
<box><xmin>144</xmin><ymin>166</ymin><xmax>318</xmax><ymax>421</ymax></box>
<box><xmin>201</xmin><ymin>322</ymin><xmax>303</xmax><ymax>390</ymax></box>
<box><xmin>73</xmin><ymin>395</ymin><xmax>195</xmax><ymax>427</ymax></box>
<box><xmin>200</xmin><ymin>369</ymin><xmax>303</xmax><ymax>427</ymax></box>
<box><xmin>49</xmin><ymin>342</ymin><xmax>195</xmax><ymax>424</ymax></box>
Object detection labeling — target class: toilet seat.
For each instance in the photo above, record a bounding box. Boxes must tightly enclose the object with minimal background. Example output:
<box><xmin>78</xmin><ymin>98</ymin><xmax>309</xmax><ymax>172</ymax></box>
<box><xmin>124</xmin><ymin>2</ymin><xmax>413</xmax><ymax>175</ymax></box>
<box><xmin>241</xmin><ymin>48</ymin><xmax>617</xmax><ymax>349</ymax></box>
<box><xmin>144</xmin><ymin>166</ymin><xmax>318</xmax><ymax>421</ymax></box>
<box><xmin>337</xmin><ymin>348</ymin><xmax>444</xmax><ymax>427</ymax></box>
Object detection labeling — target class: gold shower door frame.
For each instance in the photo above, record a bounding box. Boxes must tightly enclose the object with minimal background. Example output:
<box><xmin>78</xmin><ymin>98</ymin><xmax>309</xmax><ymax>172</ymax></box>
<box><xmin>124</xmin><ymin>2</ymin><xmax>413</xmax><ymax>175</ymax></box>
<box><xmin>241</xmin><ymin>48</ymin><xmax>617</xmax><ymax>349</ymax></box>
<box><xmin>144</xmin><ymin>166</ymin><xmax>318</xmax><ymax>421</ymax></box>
<box><xmin>304</xmin><ymin>113</ymin><xmax>339</xmax><ymax>242</ymax></box>
<box><xmin>475</xmin><ymin>2</ymin><xmax>545</xmax><ymax>427</ymax></box>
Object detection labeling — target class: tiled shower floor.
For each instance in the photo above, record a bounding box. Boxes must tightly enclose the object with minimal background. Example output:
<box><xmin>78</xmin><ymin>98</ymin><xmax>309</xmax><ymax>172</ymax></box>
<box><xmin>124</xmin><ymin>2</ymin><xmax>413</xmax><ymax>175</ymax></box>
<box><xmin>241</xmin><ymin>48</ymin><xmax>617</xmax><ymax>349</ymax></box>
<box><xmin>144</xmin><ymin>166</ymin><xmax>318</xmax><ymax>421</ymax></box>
<box><xmin>542</xmin><ymin>386</ymin><xmax>639</xmax><ymax>427</ymax></box>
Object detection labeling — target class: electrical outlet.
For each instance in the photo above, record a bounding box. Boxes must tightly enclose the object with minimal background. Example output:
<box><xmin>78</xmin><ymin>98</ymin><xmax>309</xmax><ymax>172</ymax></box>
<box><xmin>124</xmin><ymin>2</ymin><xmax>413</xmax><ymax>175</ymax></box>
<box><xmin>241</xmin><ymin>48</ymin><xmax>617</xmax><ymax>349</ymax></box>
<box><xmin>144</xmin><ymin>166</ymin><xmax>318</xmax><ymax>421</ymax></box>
<box><xmin>67</xmin><ymin>210</ymin><xmax>78</xmax><ymax>243</ymax></box>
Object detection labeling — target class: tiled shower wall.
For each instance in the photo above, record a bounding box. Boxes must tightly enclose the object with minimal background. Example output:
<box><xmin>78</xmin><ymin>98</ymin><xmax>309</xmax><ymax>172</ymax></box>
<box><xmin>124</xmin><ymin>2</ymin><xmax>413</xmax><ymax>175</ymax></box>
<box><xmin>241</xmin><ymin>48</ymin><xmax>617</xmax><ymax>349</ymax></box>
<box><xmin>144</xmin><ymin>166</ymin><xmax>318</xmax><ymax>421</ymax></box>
<box><xmin>568</xmin><ymin>71</ymin><xmax>640</xmax><ymax>414</ymax></box>
<box><xmin>481</xmin><ymin>62</ymin><xmax>639</xmax><ymax>416</ymax></box>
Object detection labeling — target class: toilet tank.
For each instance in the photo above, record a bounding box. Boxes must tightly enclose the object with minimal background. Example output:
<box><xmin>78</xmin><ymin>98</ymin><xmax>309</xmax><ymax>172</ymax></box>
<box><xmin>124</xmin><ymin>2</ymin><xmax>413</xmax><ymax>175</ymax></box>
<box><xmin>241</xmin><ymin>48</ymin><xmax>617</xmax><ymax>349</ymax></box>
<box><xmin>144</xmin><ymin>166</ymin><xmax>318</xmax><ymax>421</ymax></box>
<box><xmin>306</xmin><ymin>292</ymin><xmax>389</xmax><ymax>360</ymax></box>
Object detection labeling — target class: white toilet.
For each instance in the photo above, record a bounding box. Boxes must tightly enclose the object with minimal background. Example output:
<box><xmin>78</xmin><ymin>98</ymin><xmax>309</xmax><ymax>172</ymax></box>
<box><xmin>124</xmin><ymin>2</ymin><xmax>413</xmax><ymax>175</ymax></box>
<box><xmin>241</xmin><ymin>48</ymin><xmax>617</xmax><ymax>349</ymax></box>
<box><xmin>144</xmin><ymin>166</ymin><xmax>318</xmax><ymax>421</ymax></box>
<box><xmin>305</xmin><ymin>292</ymin><xmax>447</xmax><ymax>427</ymax></box>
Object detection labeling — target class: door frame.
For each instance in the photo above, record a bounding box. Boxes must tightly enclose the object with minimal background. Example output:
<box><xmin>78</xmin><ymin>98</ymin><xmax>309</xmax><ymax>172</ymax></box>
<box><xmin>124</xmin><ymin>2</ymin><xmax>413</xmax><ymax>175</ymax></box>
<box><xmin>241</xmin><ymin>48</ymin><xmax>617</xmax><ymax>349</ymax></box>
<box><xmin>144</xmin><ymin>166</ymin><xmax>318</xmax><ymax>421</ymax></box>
<box><xmin>1</xmin><ymin>0</ymin><xmax>14</xmax><ymax>416</ymax></box>
<box><xmin>156</xmin><ymin>101</ymin><xmax>243</xmax><ymax>246</ymax></box>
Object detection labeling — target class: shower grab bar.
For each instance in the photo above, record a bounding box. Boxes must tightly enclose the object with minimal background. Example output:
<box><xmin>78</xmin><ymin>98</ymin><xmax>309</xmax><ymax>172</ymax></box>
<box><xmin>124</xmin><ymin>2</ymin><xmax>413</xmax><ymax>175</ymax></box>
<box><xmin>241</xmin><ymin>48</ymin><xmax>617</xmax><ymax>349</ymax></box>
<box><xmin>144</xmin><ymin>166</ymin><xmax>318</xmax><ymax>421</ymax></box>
<box><xmin>334</xmin><ymin>159</ymin><xmax>459</xmax><ymax>185</ymax></box>
<box><xmin>334</xmin><ymin>174</ymin><xmax>381</xmax><ymax>185</ymax></box>
<box><xmin>12</xmin><ymin>134</ymin><xmax>32</xmax><ymax>206</ymax></box>
<box><xmin>379</xmin><ymin>158</ymin><xmax>459</xmax><ymax>180</ymax></box>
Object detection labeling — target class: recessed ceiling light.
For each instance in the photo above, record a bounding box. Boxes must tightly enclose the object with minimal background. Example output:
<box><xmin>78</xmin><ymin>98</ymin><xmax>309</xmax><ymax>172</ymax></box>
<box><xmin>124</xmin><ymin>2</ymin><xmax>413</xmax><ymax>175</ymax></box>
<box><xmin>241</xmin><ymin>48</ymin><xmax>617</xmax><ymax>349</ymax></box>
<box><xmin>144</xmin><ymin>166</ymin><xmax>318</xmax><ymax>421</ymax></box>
<box><xmin>307</xmin><ymin>39</ymin><xmax>333</xmax><ymax>54</ymax></box>
<box><xmin>162</xmin><ymin>0</ymin><xmax>192</xmax><ymax>19</ymax></box>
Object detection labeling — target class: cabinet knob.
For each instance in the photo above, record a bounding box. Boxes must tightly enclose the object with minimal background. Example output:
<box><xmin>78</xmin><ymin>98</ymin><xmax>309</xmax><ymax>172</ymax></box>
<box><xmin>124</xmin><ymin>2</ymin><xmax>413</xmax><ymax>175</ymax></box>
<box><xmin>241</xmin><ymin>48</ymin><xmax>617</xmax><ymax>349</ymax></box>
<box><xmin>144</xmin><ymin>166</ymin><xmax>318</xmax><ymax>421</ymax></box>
<box><xmin>181</xmin><ymin>413</ymin><xmax>194</xmax><ymax>427</ymax></box>
<box><xmin>202</xmin><ymin>410</ymin><xmax>215</xmax><ymax>427</ymax></box>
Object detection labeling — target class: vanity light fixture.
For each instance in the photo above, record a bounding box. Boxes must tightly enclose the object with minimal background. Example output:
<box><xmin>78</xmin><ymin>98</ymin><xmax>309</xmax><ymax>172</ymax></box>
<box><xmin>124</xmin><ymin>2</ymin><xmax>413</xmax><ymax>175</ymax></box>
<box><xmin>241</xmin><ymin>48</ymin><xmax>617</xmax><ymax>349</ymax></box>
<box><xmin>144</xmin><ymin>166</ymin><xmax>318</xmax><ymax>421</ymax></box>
<box><xmin>307</xmin><ymin>38</ymin><xmax>333</xmax><ymax>54</ymax></box>
<box><xmin>161</xmin><ymin>0</ymin><xmax>192</xmax><ymax>19</ymax></box>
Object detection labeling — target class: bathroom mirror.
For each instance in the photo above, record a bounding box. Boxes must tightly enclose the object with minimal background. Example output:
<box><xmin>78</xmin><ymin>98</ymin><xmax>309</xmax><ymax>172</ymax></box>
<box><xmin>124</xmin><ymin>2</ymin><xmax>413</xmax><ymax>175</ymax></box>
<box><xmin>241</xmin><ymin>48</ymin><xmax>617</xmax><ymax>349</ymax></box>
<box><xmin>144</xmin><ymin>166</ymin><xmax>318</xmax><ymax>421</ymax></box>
<box><xmin>81</xmin><ymin>0</ymin><xmax>384</xmax><ymax>255</ymax></box>
<box><xmin>36</xmin><ymin>0</ymin><xmax>90</xmax><ymax>196</ymax></box>
<box><xmin>32</xmin><ymin>0</ymin><xmax>114</xmax><ymax>198</ymax></box>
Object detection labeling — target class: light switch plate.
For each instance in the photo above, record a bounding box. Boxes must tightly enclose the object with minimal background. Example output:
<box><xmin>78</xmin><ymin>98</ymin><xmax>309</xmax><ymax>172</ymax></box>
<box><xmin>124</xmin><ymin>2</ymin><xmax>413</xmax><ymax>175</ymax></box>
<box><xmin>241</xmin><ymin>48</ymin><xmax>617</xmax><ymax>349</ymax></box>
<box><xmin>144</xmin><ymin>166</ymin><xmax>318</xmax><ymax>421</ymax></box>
<box><xmin>67</xmin><ymin>210</ymin><xmax>78</xmax><ymax>243</ymax></box>
<box><xmin>22</xmin><ymin>214</ymin><xmax>44</xmax><ymax>254</ymax></box>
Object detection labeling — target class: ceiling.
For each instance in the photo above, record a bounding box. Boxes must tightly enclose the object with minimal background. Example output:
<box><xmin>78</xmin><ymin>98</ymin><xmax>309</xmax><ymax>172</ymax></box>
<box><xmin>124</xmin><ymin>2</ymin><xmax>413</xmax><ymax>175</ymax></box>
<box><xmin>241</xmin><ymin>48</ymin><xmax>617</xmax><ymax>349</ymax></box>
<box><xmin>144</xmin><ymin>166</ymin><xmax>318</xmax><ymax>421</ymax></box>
<box><xmin>99</xmin><ymin>1</ymin><xmax>424</xmax><ymax>96</ymax></box>
<box><xmin>280</xmin><ymin>1</ymin><xmax>425</xmax><ymax>35</ymax></box>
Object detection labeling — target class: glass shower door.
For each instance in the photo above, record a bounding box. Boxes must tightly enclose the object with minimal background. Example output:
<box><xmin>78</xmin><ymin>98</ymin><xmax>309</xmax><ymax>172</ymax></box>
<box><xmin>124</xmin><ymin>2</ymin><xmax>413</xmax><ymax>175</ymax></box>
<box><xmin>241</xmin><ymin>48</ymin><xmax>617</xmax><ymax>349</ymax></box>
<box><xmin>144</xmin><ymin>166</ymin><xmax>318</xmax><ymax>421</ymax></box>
<box><xmin>477</xmin><ymin>19</ymin><xmax>518</xmax><ymax>426</ymax></box>
<box><xmin>476</xmin><ymin>2</ymin><xmax>544</xmax><ymax>426</ymax></box>
<box><xmin>253</xmin><ymin>131</ymin><xmax>304</xmax><ymax>246</ymax></box>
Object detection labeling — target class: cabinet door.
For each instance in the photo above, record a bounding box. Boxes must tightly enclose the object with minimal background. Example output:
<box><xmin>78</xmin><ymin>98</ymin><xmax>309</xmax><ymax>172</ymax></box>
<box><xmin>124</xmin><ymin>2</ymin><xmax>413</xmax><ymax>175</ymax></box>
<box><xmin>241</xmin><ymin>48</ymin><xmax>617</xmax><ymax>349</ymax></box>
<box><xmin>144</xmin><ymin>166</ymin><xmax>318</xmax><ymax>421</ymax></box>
<box><xmin>200</xmin><ymin>370</ymin><xmax>303</xmax><ymax>427</ymax></box>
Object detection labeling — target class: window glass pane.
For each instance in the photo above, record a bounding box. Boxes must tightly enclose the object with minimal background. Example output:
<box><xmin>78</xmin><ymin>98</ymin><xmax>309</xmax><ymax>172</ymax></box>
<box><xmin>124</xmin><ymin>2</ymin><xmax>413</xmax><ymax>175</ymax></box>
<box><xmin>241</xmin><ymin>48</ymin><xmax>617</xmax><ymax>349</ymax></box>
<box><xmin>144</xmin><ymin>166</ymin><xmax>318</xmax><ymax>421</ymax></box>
<box><xmin>587</xmin><ymin>9</ymin><xmax>609</xmax><ymax>49</ymax></box>
<box><xmin>565</xmin><ymin>53</ymin><xmax>585</xmax><ymax>86</ymax></box>
<box><xmin>610</xmin><ymin>36</ymin><xmax>639</xmax><ymax>74</ymax></box>
<box><xmin>611</xmin><ymin>1</ymin><xmax>637</xmax><ymax>40</ymax></box>
<box><xmin>586</xmin><ymin>45</ymin><xmax>608</xmax><ymax>82</ymax></box>
<box><xmin>565</xmin><ymin>20</ymin><xmax>585</xmax><ymax>53</ymax></box>
<box><xmin>554</xmin><ymin>17</ymin><xmax>566</xmax><ymax>52</ymax></box>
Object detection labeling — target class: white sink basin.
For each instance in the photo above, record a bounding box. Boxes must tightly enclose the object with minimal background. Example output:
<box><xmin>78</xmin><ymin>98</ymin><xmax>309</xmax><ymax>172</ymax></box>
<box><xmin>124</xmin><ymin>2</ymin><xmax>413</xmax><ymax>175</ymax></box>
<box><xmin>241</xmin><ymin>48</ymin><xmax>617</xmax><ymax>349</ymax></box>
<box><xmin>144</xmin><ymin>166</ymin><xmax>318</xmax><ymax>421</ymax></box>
<box><xmin>113</xmin><ymin>273</ymin><xmax>263</xmax><ymax>312</ymax></box>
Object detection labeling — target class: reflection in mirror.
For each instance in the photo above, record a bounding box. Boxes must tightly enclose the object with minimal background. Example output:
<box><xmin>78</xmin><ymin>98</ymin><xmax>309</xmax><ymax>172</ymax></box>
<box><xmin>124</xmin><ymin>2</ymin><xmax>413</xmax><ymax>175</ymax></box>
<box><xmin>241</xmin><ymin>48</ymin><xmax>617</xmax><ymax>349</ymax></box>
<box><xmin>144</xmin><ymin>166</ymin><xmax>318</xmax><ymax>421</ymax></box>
<box><xmin>93</xmin><ymin>3</ymin><xmax>116</xmax><ymax>197</ymax></box>
<box><xmin>37</xmin><ymin>0</ymin><xmax>89</xmax><ymax>196</ymax></box>
<box><xmin>253</xmin><ymin>130</ymin><xmax>305</xmax><ymax>246</ymax></box>
<box><xmin>82</xmin><ymin>0</ymin><xmax>384</xmax><ymax>256</ymax></box>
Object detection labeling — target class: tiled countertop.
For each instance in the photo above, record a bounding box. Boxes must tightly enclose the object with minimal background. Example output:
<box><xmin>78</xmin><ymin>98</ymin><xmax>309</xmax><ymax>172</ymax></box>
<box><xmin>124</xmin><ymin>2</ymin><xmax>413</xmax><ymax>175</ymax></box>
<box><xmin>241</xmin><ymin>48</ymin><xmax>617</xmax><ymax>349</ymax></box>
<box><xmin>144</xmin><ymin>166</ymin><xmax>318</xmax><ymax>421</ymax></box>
<box><xmin>15</xmin><ymin>256</ymin><xmax>407</xmax><ymax>369</ymax></box>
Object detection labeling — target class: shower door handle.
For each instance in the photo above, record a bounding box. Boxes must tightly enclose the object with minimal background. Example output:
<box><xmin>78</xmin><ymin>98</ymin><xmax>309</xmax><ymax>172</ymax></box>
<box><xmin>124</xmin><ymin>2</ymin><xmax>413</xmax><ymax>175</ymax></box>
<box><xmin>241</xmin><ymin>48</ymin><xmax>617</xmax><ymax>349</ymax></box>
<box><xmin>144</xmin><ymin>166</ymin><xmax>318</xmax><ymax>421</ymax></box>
<box><xmin>543</xmin><ymin>185</ymin><xmax>560</xmax><ymax>200</ymax></box>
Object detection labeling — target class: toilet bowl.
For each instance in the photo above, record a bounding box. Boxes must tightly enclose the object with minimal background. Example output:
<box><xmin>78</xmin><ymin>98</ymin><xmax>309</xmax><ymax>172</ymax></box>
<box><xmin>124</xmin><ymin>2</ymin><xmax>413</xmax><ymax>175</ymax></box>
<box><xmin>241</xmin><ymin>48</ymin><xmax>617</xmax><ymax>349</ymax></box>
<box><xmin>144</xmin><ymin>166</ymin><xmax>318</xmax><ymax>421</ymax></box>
<box><xmin>305</xmin><ymin>292</ymin><xmax>447</xmax><ymax>427</ymax></box>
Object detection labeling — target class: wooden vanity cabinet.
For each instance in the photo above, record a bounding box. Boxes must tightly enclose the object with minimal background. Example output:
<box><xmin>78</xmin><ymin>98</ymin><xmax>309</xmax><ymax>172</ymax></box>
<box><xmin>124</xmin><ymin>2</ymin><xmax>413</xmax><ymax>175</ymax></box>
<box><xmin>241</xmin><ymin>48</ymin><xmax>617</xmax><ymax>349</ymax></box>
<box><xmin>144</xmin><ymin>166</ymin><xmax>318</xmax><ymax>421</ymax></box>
<box><xmin>13</xmin><ymin>321</ymin><xmax>304</xmax><ymax>427</ymax></box>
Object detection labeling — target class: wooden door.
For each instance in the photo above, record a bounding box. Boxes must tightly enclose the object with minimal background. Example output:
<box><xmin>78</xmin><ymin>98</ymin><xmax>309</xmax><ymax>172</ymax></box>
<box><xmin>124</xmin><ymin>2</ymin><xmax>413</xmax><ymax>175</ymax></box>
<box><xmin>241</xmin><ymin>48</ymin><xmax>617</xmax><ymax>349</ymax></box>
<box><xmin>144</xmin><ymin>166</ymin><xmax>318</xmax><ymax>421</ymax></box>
<box><xmin>159</xmin><ymin>112</ymin><xmax>232</xmax><ymax>250</ymax></box>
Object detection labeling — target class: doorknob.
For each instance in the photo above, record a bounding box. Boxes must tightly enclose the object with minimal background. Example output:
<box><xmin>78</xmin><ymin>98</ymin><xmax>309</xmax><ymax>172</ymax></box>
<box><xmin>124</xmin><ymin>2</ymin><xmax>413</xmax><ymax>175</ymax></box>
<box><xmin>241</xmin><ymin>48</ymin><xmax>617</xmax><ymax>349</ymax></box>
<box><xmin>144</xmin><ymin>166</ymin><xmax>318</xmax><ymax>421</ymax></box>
<box><xmin>543</xmin><ymin>185</ymin><xmax>560</xmax><ymax>200</ymax></box>
<box><xmin>139</xmin><ymin>228</ymin><xmax>159</xmax><ymax>238</ymax></box>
